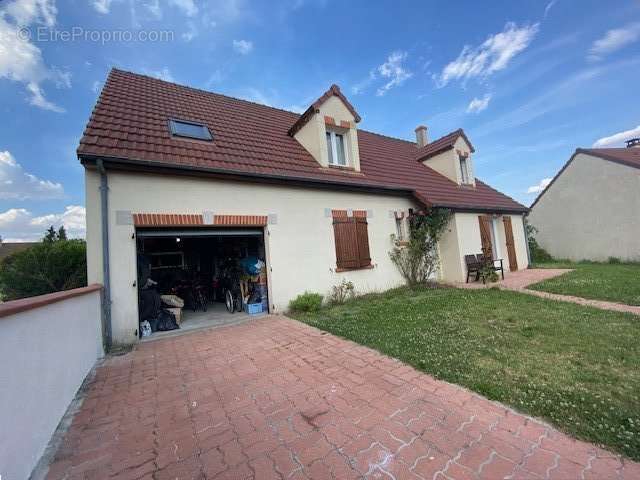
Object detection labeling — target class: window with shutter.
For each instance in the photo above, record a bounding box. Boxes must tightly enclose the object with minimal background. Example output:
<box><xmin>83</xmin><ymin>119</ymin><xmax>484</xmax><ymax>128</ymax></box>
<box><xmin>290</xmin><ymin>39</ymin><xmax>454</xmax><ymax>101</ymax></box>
<box><xmin>332</xmin><ymin>210</ymin><xmax>372</xmax><ymax>271</ymax></box>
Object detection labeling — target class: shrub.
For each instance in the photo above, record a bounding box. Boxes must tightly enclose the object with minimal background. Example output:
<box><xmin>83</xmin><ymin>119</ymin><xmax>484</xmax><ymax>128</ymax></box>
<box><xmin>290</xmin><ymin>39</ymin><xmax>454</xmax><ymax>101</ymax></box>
<box><xmin>389</xmin><ymin>208</ymin><xmax>451</xmax><ymax>286</ymax></box>
<box><xmin>0</xmin><ymin>238</ymin><xmax>87</xmax><ymax>301</ymax></box>
<box><xmin>608</xmin><ymin>256</ymin><xmax>621</xmax><ymax>264</ymax></box>
<box><xmin>524</xmin><ymin>220</ymin><xmax>554</xmax><ymax>263</ymax></box>
<box><xmin>289</xmin><ymin>292</ymin><xmax>323</xmax><ymax>312</ymax></box>
<box><xmin>329</xmin><ymin>279</ymin><xmax>355</xmax><ymax>304</ymax></box>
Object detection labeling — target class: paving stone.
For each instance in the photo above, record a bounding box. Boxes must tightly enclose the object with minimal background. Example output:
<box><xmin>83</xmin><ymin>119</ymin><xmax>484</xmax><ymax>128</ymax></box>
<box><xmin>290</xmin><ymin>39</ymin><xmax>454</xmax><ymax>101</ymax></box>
<box><xmin>42</xmin><ymin>316</ymin><xmax>636</xmax><ymax>480</ymax></box>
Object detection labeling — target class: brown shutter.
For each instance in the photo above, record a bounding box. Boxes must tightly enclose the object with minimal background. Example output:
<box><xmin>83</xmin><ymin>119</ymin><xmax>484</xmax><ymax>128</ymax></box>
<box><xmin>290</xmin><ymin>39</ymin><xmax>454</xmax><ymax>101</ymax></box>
<box><xmin>355</xmin><ymin>217</ymin><xmax>371</xmax><ymax>267</ymax></box>
<box><xmin>478</xmin><ymin>215</ymin><xmax>493</xmax><ymax>258</ymax></box>
<box><xmin>503</xmin><ymin>216</ymin><xmax>519</xmax><ymax>271</ymax></box>
<box><xmin>333</xmin><ymin>216</ymin><xmax>360</xmax><ymax>269</ymax></box>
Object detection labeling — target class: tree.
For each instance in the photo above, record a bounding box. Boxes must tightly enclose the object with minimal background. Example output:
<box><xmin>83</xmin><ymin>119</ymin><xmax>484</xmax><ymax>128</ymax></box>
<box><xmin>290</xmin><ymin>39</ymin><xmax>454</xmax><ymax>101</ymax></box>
<box><xmin>389</xmin><ymin>208</ymin><xmax>451</xmax><ymax>286</ymax></box>
<box><xmin>57</xmin><ymin>225</ymin><xmax>67</xmax><ymax>241</ymax></box>
<box><xmin>0</xmin><ymin>236</ymin><xmax>87</xmax><ymax>301</ymax></box>
<box><xmin>44</xmin><ymin>225</ymin><xmax>57</xmax><ymax>243</ymax></box>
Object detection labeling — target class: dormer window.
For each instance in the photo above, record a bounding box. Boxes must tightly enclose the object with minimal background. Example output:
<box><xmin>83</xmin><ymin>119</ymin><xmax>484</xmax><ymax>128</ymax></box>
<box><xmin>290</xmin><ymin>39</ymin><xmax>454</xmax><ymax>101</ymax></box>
<box><xmin>459</xmin><ymin>155</ymin><xmax>471</xmax><ymax>184</ymax></box>
<box><xmin>326</xmin><ymin>130</ymin><xmax>348</xmax><ymax>166</ymax></box>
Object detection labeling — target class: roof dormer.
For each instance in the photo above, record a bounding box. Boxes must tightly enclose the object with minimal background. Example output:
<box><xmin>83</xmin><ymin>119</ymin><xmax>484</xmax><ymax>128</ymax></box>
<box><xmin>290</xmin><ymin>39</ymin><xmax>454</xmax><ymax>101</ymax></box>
<box><xmin>415</xmin><ymin>127</ymin><xmax>476</xmax><ymax>187</ymax></box>
<box><xmin>288</xmin><ymin>85</ymin><xmax>362</xmax><ymax>171</ymax></box>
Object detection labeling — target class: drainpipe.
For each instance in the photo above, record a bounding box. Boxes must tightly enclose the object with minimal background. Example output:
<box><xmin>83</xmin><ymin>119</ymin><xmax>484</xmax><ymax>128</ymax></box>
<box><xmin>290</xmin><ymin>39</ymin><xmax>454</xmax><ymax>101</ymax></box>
<box><xmin>97</xmin><ymin>159</ymin><xmax>112</xmax><ymax>351</ymax></box>
<box><xmin>522</xmin><ymin>215</ymin><xmax>532</xmax><ymax>266</ymax></box>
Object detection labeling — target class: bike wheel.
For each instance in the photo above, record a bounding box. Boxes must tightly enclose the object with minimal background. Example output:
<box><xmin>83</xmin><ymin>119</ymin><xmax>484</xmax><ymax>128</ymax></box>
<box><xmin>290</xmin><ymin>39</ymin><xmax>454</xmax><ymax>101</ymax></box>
<box><xmin>225</xmin><ymin>290</ymin><xmax>235</xmax><ymax>314</ymax></box>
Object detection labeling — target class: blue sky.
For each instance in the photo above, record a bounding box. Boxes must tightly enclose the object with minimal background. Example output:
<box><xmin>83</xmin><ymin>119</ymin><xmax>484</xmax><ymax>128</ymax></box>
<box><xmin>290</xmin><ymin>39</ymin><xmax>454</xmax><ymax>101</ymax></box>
<box><xmin>1</xmin><ymin>0</ymin><xmax>639</xmax><ymax>241</ymax></box>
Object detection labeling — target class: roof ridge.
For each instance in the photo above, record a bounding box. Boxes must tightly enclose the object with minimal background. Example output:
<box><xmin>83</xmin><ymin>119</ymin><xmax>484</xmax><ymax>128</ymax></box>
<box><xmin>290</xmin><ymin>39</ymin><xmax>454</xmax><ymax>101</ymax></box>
<box><xmin>358</xmin><ymin>128</ymin><xmax>416</xmax><ymax>145</ymax></box>
<box><xmin>109</xmin><ymin>68</ymin><xmax>303</xmax><ymax>118</ymax></box>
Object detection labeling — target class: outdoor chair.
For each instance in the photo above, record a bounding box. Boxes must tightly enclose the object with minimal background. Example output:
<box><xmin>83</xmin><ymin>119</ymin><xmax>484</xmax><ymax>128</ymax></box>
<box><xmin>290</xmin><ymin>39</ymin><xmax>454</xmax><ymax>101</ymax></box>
<box><xmin>465</xmin><ymin>254</ymin><xmax>482</xmax><ymax>283</ymax></box>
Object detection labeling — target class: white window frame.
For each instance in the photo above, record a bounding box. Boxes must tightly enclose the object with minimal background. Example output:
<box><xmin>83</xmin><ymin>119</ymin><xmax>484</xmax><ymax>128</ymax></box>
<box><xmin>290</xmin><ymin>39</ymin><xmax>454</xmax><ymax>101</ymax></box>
<box><xmin>459</xmin><ymin>155</ymin><xmax>470</xmax><ymax>184</ymax></box>
<box><xmin>490</xmin><ymin>217</ymin><xmax>502</xmax><ymax>260</ymax></box>
<box><xmin>326</xmin><ymin>130</ymin><xmax>349</xmax><ymax>167</ymax></box>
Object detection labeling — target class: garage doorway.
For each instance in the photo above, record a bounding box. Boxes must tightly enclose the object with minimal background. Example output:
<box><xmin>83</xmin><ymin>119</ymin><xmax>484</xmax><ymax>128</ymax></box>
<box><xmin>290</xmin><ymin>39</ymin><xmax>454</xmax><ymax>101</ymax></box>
<box><xmin>135</xmin><ymin>227</ymin><xmax>269</xmax><ymax>339</ymax></box>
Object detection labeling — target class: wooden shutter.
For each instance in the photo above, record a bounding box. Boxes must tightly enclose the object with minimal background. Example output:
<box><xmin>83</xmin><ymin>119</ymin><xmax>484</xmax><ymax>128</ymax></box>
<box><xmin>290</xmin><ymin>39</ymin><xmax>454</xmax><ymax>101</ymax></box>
<box><xmin>333</xmin><ymin>216</ymin><xmax>360</xmax><ymax>269</ymax></box>
<box><xmin>478</xmin><ymin>215</ymin><xmax>493</xmax><ymax>258</ymax></box>
<box><xmin>332</xmin><ymin>212</ymin><xmax>372</xmax><ymax>270</ymax></box>
<box><xmin>503</xmin><ymin>216</ymin><xmax>519</xmax><ymax>271</ymax></box>
<box><xmin>355</xmin><ymin>217</ymin><xmax>371</xmax><ymax>267</ymax></box>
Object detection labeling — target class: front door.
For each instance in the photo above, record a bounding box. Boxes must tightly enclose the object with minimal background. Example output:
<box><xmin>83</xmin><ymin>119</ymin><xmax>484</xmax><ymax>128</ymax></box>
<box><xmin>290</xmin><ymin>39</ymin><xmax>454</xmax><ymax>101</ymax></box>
<box><xmin>503</xmin><ymin>216</ymin><xmax>518</xmax><ymax>271</ymax></box>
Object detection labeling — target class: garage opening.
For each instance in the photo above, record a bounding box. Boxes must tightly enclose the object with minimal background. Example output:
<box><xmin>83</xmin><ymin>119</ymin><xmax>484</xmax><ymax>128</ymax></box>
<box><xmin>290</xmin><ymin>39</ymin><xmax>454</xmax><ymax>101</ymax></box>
<box><xmin>135</xmin><ymin>227</ymin><xmax>269</xmax><ymax>339</ymax></box>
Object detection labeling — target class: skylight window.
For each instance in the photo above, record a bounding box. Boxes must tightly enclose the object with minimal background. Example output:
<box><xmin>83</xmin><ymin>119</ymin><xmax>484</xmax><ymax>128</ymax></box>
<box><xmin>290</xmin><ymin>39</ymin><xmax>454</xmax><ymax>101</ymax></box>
<box><xmin>169</xmin><ymin>119</ymin><xmax>212</xmax><ymax>141</ymax></box>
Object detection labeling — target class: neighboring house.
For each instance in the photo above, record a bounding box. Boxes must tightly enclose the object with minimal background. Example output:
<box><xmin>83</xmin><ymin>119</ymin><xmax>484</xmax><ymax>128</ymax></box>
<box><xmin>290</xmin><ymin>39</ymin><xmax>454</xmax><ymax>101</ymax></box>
<box><xmin>79</xmin><ymin>69</ymin><xmax>528</xmax><ymax>345</ymax></box>
<box><xmin>529</xmin><ymin>141</ymin><xmax>640</xmax><ymax>262</ymax></box>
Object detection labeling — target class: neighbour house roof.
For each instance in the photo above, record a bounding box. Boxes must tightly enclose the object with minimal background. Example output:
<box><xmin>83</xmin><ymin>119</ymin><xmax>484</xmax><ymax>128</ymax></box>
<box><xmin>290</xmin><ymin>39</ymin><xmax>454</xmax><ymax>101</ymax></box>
<box><xmin>529</xmin><ymin>147</ymin><xmax>640</xmax><ymax>209</ymax></box>
<box><xmin>77</xmin><ymin>69</ymin><xmax>527</xmax><ymax>213</ymax></box>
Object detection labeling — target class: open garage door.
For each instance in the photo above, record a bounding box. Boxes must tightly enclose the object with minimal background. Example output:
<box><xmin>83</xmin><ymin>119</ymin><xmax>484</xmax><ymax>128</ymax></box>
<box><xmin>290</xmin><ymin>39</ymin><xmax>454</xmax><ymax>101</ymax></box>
<box><xmin>135</xmin><ymin>227</ymin><xmax>269</xmax><ymax>339</ymax></box>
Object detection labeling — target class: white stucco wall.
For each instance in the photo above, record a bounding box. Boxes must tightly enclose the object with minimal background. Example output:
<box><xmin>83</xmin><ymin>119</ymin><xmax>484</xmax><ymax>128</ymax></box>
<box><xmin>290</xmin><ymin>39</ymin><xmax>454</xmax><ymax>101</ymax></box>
<box><xmin>293</xmin><ymin>95</ymin><xmax>360</xmax><ymax>171</ymax></box>
<box><xmin>422</xmin><ymin>137</ymin><xmax>475</xmax><ymax>186</ymax></box>
<box><xmin>0</xmin><ymin>289</ymin><xmax>103</xmax><ymax>480</ymax></box>
<box><xmin>86</xmin><ymin>169</ymin><xmax>421</xmax><ymax>345</ymax></box>
<box><xmin>439</xmin><ymin>212</ymin><xmax>529</xmax><ymax>282</ymax></box>
<box><xmin>528</xmin><ymin>153</ymin><xmax>640</xmax><ymax>261</ymax></box>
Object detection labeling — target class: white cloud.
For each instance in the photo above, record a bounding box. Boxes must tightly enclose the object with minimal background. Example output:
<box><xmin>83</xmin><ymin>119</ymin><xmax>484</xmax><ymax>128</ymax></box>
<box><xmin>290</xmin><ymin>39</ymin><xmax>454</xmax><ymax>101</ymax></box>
<box><xmin>588</xmin><ymin>22</ymin><xmax>640</xmax><ymax>61</ymax></box>
<box><xmin>0</xmin><ymin>150</ymin><xmax>65</xmax><ymax>200</ymax></box>
<box><xmin>543</xmin><ymin>0</ymin><xmax>558</xmax><ymax>18</ymax></box>
<box><xmin>376</xmin><ymin>51</ymin><xmax>412</xmax><ymax>96</ymax></box>
<box><xmin>232</xmin><ymin>39</ymin><xmax>253</xmax><ymax>55</ymax></box>
<box><xmin>92</xmin><ymin>0</ymin><xmax>114</xmax><ymax>14</ymax></box>
<box><xmin>467</xmin><ymin>93</ymin><xmax>492</xmax><ymax>113</ymax></box>
<box><xmin>26</xmin><ymin>82</ymin><xmax>64</xmax><ymax>112</ymax></box>
<box><xmin>91</xmin><ymin>80</ymin><xmax>102</xmax><ymax>93</ymax></box>
<box><xmin>438</xmin><ymin>22</ymin><xmax>539</xmax><ymax>87</ymax></box>
<box><xmin>0</xmin><ymin>0</ymin><xmax>67</xmax><ymax>111</ymax></box>
<box><xmin>593</xmin><ymin>125</ymin><xmax>640</xmax><ymax>148</ymax></box>
<box><xmin>169</xmin><ymin>0</ymin><xmax>198</xmax><ymax>16</ymax></box>
<box><xmin>182</xmin><ymin>21</ymin><xmax>198</xmax><ymax>41</ymax></box>
<box><xmin>527</xmin><ymin>177</ymin><xmax>552</xmax><ymax>194</ymax></box>
<box><xmin>351</xmin><ymin>69</ymin><xmax>376</xmax><ymax>95</ymax></box>
<box><xmin>0</xmin><ymin>205</ymin><xmax>85</xmax><ymax>242</ymax></box>
<box><xmin>143</xmin><ymin>67</ymin><xmax>175</xmax><ymax>82</ymax></box>
<box><xmin>144</xmin><ymin>0</ymin><xmax>162</xmax><ymax>18</ymax></box>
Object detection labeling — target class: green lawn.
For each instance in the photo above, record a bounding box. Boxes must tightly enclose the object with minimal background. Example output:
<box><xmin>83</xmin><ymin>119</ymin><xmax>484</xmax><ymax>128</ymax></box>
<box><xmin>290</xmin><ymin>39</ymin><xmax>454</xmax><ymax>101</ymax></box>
<box><xmin>529</xmin><ymin>262</ymin><xmax>640</xmax><ymax>306</ymax></box>
<box><xmin>290</xmin><ymin>286</ymin><xmax>640</xmax><ymax>460</ymax></box>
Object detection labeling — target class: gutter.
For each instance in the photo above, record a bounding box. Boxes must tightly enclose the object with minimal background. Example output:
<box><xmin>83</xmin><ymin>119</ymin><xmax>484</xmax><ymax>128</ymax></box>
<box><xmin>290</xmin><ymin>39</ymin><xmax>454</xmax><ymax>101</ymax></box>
<box><xmin>96</xmin><ymin>160</ymin><xmax>112</xmax><ymax>351</ymax></box>
<box><xmin>81</xmin><ymin>154</ymin><xmax>528</xmax><ymax>215</ymax></box>
<box><xmin>80</xmin><ymin>154</ymin><xmax>416</xmax><ymax>196</ymax></box>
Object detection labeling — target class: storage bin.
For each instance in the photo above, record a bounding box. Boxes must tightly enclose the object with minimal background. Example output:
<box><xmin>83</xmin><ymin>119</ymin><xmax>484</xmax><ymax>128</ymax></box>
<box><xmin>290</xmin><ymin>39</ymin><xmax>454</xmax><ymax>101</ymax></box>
<box><xmin>245</xmin><ymin>303</ymin><xmax>263</xmax><ymax>315</ymax></box>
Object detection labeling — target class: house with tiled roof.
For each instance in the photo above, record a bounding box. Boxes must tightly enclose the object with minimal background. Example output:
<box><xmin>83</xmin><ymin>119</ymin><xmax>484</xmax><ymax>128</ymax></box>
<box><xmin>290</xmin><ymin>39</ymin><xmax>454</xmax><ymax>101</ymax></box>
<box><xmin>80</xmin><ymin>69</ymin><xmax>529</xmax><ymax>345</ymax></box>
<box><xmin>528</xmin><ymin>142</ymin><xmax>640</xmax><ymax>261</ymax></box>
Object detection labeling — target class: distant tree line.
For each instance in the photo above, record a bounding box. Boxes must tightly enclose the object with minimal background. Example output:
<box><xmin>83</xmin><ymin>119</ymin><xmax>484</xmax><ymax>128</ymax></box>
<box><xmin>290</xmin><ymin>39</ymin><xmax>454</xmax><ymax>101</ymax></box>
<box><xmin>0</xmin><ymin>226</ymin><xmax>87</xmax><ymax>301</ymax></box>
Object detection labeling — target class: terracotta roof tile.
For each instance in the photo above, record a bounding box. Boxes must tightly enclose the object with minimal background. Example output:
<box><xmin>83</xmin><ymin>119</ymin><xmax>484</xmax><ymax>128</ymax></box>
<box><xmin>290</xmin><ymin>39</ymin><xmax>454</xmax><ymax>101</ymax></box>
<box><xmin>78</xmin><ymin>69</ymin><xmax>526</xmax><ymax>213</ymax></box>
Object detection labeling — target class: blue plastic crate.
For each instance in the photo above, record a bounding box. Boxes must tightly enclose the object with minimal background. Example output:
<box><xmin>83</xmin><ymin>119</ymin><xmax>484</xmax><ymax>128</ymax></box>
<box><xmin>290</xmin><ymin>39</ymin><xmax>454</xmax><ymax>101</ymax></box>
<box><xmin>245</xmin><ymin>303</ymin><xmax>263</xmax><ymax>315</ymax></box>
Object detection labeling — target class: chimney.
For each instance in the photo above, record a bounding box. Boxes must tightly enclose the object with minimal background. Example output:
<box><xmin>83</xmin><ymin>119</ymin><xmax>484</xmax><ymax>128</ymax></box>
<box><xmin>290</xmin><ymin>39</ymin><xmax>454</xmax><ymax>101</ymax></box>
<box><xmin>626</xmin><ymin>138</ymin><xmax>640</xmax><ymax>148</ymax></box>
<box><xmin>415</xmin><ymin>125</ymin><xmax>428</xmax><ymax>148</ymax></box>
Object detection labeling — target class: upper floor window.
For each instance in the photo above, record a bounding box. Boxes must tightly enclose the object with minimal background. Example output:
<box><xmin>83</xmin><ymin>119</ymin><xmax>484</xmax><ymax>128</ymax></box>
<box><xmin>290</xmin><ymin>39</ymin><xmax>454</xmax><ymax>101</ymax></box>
<box><xmin>326</xmin><ymin>130</ymin><xmax>348</xmax><ymax>166</ymax></box>
<box><xmin>459</xmin><ymin>155</ymin><xmax>470</xmax><ymax>184</ymax></box>
<box><xmin>169</xmin><ymin>119</ymin><xmax>213</xmax><ymax>141</ymax></box>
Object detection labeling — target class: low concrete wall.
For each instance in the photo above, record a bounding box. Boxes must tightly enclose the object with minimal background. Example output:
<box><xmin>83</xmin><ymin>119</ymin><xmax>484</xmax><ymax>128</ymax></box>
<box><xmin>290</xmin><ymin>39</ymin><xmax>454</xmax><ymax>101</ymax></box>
<box><xmin>0</xmin><ymin>285</ymin><xmax>103</xmax><ymax>480</ymax></box>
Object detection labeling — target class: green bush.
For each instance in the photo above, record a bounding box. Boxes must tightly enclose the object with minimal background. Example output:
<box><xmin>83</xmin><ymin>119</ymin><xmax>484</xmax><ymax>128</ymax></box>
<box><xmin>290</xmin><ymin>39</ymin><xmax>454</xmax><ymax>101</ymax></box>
<box><xmin>608</xmin><ymin>256</ymin><xmax>621</xmax><ymax>264</ymax></box>
<box><xmin>329</xmin><ymin>279</ymin><xmax>355</xmax><ymax>304</ymax></box>
<box><xmin>289</xmin><ymin>292</ymin><xmax>323</xmax><ymax>312</ymax></box>
<box><xmin>0</xmin><ymin>239</ymin><xmax>87</xmax><ymax>301</ymax></box>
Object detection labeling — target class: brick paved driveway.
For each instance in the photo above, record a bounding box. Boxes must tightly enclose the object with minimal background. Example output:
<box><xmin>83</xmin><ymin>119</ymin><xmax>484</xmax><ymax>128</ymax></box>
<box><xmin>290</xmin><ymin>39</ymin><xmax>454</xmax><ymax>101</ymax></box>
<box><xmin>46</xmin><ymin>316</ymin><xmax>638</xmax><ymax>480</ymax></box>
